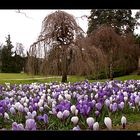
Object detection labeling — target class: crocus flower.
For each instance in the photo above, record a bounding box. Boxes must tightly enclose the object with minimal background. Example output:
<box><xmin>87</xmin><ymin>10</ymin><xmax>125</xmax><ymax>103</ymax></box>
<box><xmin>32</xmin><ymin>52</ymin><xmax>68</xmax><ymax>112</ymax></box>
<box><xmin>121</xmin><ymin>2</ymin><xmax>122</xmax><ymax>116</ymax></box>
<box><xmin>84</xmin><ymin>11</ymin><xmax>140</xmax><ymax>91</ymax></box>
<box><xmin>104</xmin><ymin>117</ymin><xmax>112</xmax><ymax>130</ymax></box>
<box><xmin>57</xmin><ymin>111</ymin><xmax>63</xmax><ymax>119</ymax></box>
<box><xmin>135</xmin><ymin>96</ymin><xmax>140</xmax><ymax>104</ymax></box>
<box><xmin>72</xmin><ymin>125</ymin><xmax>81</xmax><ymax>131</ymax></box>
<box><xmin>86</xmin><ymin>117</ymin><xmax>95</xmax><ymax>128</ymax></box>
<box><xmin>121</xmin><ymin>116</ymin><xmax>126</xmax><ymax>129</ymax></box>
<box><xmin>105</xmin><ymin>99</ymin><xmax>110</xmax><ymax>107</ymax></box>
<box><xmin>10</xmin><ymin>107</ymin><xmax>16</xmax><ymax>114</ymax></box>
<box><xmin>65</xmin><ymin>94</ymin><xmax>71</xmax><ymax>100</ymax></box>
<box><xmin>12</xmin><ymin>122</ymin><xmax>18</xmax><ymax>130</ymax></box>
<box><xmin>43</xmin><ymin>114</ymin><xmax>48</xmax><ymax>124</ymax></box>
<box><xmin>71</xmin><ymin>116</ymin><xmax>79</xmax><ymax>125</ymax></box>
<box><xmin>95</xmin><ymin>111</ymin><xmax>100</xmax><ymax>117</ymax></box>
<box><xmin>25</xmin><ymin>119</ymin><xmax>36</xmax><ymax>130</ymax></box>
<box><xmin>118</xmin><ymin>102</ymin><xmax>124</xmax><ymax>110</ymax></box>
<box><xmin>0</xmin><ymin>107</ymin><xmax>4</xmax><ymax>114</ymax></box>
<box><xmin>70</xmin><ymin>105</ymin><xmax>76</xmax><ymax>114</ymax></box>
<box><xmin>37</xmin><ymin>115</ymin><xmax>44</xmax><ymax>121</ymax></box>
<box><xmin>4</xmin><ymin>112</ymin><xmax>9</xmax><ymax>119</ymax></box>
<box><xmin>112</xmin><ymin>103</ymin><xmax>117</xmax><ymax>112</ymax></box>
<box><xmin>63</xmin><ymin>110</ymin><xmax>70</xmax><ymax>119</ymax></box>
<box><xmin>93</xmin><ymin>122</ymin><xmax>99</xmax><ymax>130</ymax></box>
<box><xmin>17</xmin><ymin>124</ymin><xmax>25</xmax><ymax>130</ymax></box>
<box><xmin>95</xmin><ymin>103</ymin><xmax>102</xmax><ymax>111</ymax></box>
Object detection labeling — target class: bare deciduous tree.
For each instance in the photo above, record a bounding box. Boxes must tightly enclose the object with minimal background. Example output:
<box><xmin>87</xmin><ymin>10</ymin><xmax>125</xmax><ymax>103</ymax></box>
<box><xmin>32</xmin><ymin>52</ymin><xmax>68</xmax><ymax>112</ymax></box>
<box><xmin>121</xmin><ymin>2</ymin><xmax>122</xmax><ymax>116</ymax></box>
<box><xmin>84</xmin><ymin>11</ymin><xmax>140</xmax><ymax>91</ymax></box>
<box><xmin>27</xmin><ymin>10</ymin><xmax>85</xmax><ymax>82</ymax></box>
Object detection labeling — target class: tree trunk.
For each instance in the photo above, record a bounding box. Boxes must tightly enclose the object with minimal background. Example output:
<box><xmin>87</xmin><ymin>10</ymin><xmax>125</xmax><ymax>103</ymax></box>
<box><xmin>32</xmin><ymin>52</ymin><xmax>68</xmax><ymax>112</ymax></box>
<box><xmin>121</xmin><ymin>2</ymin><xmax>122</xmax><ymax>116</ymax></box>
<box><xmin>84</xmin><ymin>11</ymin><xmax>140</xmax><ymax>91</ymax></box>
<box><xmin>61</xmin><ymin>46</ymin><xmax>67</xmax><ymax>83</ymax></box>
<box><xmin>109</xmin><ymin>49</ymin><xmax>113</xmax><ymax>80</ymax></box>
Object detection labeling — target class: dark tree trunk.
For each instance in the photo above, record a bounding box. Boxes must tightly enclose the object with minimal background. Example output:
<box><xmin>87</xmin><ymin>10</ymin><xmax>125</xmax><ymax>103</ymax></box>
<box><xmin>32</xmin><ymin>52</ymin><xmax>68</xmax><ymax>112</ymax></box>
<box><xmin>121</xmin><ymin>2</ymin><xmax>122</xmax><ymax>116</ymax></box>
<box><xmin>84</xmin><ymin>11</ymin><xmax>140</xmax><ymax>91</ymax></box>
<box><xmin>62</xmin><ymin>72</ymin><xmax>67</xmax><ymax>82</ymax></box>
<box><xmin>61</xmin><ymin>46</ymin><xmax>68</xmax><ymax>83</ymax></box>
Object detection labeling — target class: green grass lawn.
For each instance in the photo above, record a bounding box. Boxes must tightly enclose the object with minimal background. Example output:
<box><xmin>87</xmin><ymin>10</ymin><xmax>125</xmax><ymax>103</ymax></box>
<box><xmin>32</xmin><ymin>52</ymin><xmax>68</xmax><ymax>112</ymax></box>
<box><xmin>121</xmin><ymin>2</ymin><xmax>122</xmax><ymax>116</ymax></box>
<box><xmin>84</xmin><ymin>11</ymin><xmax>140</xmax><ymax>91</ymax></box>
<box><xmin>0</xmin><ymin>73</ymin><xmax>140</xmax><ymax>85</ymax></box>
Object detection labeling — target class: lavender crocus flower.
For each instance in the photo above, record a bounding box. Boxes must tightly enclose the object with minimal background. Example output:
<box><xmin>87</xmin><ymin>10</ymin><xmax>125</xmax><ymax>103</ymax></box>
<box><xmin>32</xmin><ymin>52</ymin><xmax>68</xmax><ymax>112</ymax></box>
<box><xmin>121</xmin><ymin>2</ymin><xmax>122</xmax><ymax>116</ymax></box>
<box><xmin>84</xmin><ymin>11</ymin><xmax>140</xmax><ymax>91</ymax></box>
<box><xmin>112</xmin><ymin>103</ymin><xmax>117</xmax><ymax>112</ymax></box>
<box><xmin>37</xmin><ymin>115</ymin><xmax>44</xmax><ymax>121</ymax></box>
<box><xmin>25</xmin><ymin>119</ymin><xmax>36</xmax><ymax>130</ymax></box>
<box><xmin>95</xmin><ymin>110</ymin><xmax>100</xmax><ymax>117</ymax></box>
<box><xmin>72</xmin><ymin>125</ymin><xmax>81</xmax><ymax>131</ymax></box>
<box><xmin>0</xmin><ymin>107</ymin><xmax>4</xmax><ymax>114</ymax></box>
<box><xmin>43</xmin><ymin>114</ymin><xmax>48</xmax><ymax>124</ymax></box>
<box><xmin>63</xmin><ymin>110</ymin><xmax>70</xmax><ymax>119</ymax></box>
<box><xmin>118</xmin><ymin>102</ymin><xmax>124</xmax><ymax>110</ymax></box>
<box><xmin>10</xmin><ymin>107</ymin><xmax>16</xmax><ymax>114</ymax></box>
<box><xmin>95</xmin><ymin>103</ymin><xmax>102</xmax><ymax>111</ymax></box>
<box><xmin>12</xmin><ymin>122</ymin><xmax>18</xmax><ymax>130</ymax></box>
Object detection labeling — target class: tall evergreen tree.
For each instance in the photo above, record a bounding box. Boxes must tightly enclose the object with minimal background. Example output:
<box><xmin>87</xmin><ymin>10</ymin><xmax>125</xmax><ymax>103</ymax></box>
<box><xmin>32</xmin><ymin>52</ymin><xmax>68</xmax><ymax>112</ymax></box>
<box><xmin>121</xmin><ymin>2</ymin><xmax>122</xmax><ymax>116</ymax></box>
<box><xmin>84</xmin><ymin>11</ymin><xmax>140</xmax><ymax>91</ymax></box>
<box><xmin>87</xmin><ymin>9</ymin><xmax>139</xmax><ymax>35</ymax></box>
<box><xmin>1</xmin><ymin>34</ymin><xmax>14</xmax><ymax>72</ymax></box>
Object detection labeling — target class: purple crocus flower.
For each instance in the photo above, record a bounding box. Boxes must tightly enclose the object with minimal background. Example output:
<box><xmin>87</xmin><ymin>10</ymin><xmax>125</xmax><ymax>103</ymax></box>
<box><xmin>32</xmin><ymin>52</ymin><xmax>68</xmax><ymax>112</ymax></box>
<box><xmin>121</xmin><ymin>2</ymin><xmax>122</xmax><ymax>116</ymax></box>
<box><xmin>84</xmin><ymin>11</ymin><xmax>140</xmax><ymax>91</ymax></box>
<box><xmin>0</xmin><ymin>107</ymin><xmax>4</xmax><ymax>114</ymax></box>
<box><xmin>12</xmin><ymin>122</ymin><xmax>25</xmax><ymax>130</ymax></box>
<box><xmin>118</xmin><ymin>102</ymin><xmax>124</xmax><ymax>110</ymax></box>
<box><xmin>105</xmin><ymin>99</ymin><xmax>110</xmax><ymax>107</ymax></box>
<box><xmin>25</xmin><ymin>119</ymin><xmax>36</xmax><ymax>130</ymax></box>
<box><xmin>12</xmin><ymin>122</ymin><xmax>18</xmax><ymax>130</ymax></box>
<box><xmin>43</xmin><ymin>114</ymin><xmax>48</xmax><ymax>124</ymax></box>
<box><xmin>37</xmin><ymin>115</ymin><xmax>44</xmax><ymax>121</ymax></box>
<box><xmin>95</xmin><ymin>110</ymin><xmax>100</xmax><ymax>117</ymax></box>
<box><xmin>112</xmin><ymin>103</ymin><xmax>118</xmax><ymax>112</ymax></box>
<box><xmin>95</xmin><ymin>103</ymin><xmax>102</xmax><ymax>111</ymax></box>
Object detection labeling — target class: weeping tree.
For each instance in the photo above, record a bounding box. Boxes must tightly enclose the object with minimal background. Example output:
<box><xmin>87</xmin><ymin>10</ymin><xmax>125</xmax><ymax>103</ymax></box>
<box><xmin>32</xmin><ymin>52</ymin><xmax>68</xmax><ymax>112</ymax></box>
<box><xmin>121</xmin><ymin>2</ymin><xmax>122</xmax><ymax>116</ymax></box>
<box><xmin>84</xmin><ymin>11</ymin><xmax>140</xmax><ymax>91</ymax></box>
<box><xmin>92</xmin><ymin>25</ymin><xmax>125</xmax><ymax>80</ymax></box>
<box><xmin>27</xmin><ymin>10</ymin><xmax>86</xmax><ymax>82</ymax></box>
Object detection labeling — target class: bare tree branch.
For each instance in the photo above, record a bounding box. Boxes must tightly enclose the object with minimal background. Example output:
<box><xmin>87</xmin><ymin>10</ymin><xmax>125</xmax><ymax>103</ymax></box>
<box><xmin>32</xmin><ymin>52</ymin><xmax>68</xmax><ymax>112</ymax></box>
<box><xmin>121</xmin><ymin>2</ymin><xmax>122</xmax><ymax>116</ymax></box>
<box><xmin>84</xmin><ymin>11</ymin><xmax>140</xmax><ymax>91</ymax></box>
<box><xmin>75</xmin><ymin>15</ymin><xmax>88</xmax><ymax>20</ymax></box>
<box><xmin>15</xmin><ymin>10</ymin><xmax>33</xmax><ymax>19</ymax></box>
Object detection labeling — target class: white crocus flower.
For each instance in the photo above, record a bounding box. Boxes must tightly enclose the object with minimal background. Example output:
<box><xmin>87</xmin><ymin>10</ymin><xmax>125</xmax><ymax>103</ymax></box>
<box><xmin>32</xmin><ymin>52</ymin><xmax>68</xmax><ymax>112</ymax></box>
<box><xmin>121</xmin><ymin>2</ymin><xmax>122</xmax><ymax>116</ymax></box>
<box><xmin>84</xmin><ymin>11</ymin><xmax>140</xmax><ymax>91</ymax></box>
<box><xmin>47</xmin><ymin>96</ymin><xmax>52</xmax><ymax>105</ymax></box>
<box><xmin>24</xmin><ymin>107</ymin><xmax>29</xmax><ymax>113</ymax></box>
<box><xmin>32</xmin><ymin>111</ymin><xmax>37</xmax><ymax>118</ymax></box>
<box><xmin>4</xmin><ymin>112</ymin><xmax>9</xmax><ymax>119</ymax></box>
<box><xmin>121</xmin><ymin>116</ymin><xmax>127</xmax><ymax>129</ymax></box>
<box><xmin>39</xmin><ymin>107</ymin><xmax>44</xmax><ymax>112</ymax></box>
<box><xmin>104</xmin><ymin>117</ymin><xmax>112</xmax><ymax>130</ymax></box>
<box><xmin>23</xmin><ymin>103</ymin><xmax>28</xmax><ymax>107</ymax></box>
<box><xmin>65</xmin><ymin>94</ymin><xmax>71</xmax><ymax>100</ymax></box>
<box><xmin>57</xmin><ymin>111</ymin><xmax>63</xmax><ymax>119</ymax></box>
<box><xmin>25</xmin><ymin>99</ymin><xmax>29</xmax><ymax>104</ymax></box>
<box><xmin>15</xmin><ymin>102</ymin><xmax>21</xmax><ymax>110</ymax></box>
<box><xmin>93</xmin><ymin>122</ymin><xmax>99</xmax><ymax>130</ymax></box>
<box><xmin>124</xmin><ymin>96</ymin><xmax>128</xmax><ymax>102</ymax></box>
<box><xmin>20</xmin><ymin>98</ymin><xmax>25</xmax><ymax>104</ymax></box>
<box><xmin>86</xmin><ymin>117</ymin><xmax>95</xmax><ymax>128</ymax></box>
<box><xmin>75</xmin><ymin>109</ymin><xmax>79</xmax><ymax>116</ymax></box>
<box><xmin>71</xmin><ymin>116</ymin><xmax>79</xmax><ymax>125</ymax></box>
<box><xmin>95</xmin><ymin>94</ymin><xmax>98</xmax><ymax>99</ymax></box>
<box><xmin>135</xmin><ymin>96</ymin><xmax>140</xmax><ymax>104</ymax></box>
<box><xmin>47</xmin><ymin>89</ymin><xmax>51</xmax><ymax>93</ymax></box>
<box><xmin>70</xmin><ymin>105</ymin><xmax>76</xmax><ymax>114</ymax></box>
<box><xmin>58</xmin><ymin>95</ymin><xmax>64</xmax><ymax>102</ymax></box>
<box><xmin>123</xmin><ymin>92</ymin><xmax>128</xmax><ymax>97</ymax></box>
<box><xmin>63</xmin><ymin>110</ymin><xmax>70</xmax><ymax>118</ymax></box>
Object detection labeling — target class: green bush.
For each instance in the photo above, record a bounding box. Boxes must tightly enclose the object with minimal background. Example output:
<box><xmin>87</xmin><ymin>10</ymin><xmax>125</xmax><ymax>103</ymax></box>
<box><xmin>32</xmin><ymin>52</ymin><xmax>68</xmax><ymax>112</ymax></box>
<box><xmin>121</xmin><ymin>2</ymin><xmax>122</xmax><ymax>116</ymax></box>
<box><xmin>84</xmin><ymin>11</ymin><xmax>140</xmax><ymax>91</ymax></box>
<box><xmin>112</xmin><ymin>68</ymin><xmax>125</xmax><ymax>78</ymax></box>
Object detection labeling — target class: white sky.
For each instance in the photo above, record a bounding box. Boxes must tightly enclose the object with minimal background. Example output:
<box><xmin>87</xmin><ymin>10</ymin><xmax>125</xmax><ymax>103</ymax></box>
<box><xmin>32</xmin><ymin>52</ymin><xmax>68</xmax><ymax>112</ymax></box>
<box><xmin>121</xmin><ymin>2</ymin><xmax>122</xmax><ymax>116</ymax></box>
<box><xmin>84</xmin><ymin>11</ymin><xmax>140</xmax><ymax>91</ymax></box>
<box><xmin>0</xmin><ymin>10</ymin><xmax>139</xmax><ymax>53</ymax></box>
<box><xmin>0</xmin><ymin>10</ymin><xmax>91</xmax><ymax>52</ymax></box>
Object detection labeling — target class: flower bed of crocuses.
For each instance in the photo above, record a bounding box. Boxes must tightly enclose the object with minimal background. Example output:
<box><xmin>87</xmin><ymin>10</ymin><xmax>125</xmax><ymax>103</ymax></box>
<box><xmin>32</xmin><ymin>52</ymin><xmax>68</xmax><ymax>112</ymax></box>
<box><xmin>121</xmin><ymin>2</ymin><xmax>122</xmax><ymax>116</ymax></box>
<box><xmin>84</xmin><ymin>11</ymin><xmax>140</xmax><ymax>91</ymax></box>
<box><xmin>0</xmin><ymin>80</ymin><xmax>140</xmax><ymax>130</ymax></box>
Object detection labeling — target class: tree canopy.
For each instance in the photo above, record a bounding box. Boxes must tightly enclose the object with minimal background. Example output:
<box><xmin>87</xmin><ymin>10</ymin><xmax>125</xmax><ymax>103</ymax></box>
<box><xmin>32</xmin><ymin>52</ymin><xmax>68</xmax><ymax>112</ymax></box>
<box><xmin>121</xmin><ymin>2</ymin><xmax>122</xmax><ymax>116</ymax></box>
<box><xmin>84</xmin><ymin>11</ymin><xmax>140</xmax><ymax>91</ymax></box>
<box><xmin>87</xmin><ymin>9</ymin><xmax>140</xmax><ymax>35</ymax></box>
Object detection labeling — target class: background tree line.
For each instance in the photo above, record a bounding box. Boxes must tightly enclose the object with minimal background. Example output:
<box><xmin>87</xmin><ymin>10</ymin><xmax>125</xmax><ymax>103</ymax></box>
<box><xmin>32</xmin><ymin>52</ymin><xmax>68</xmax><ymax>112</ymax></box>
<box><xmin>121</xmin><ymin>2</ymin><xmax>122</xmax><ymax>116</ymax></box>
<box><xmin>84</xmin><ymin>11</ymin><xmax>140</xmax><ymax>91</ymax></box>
<box><xmin>0</xmin><ymin>34</ymin><xmax>27</xmax><ymax>73</ymax></box>
<box><xmin>27</xmin><ymin>10</ymin><xmax>140</xmax><ymax>82</ymax></box>
<box><xmin>1</xmin><ymin>10</ymin><xmax>140</xmax><ymax>82</ymax></box>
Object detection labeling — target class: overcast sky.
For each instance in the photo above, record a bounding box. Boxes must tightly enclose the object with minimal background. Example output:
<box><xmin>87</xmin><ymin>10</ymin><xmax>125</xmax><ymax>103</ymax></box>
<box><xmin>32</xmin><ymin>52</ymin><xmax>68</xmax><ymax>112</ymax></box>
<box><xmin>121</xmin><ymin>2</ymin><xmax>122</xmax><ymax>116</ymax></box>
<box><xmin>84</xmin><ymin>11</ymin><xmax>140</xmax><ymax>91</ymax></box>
<box><xmin>0</xmin><ymin>10</ymin><xmax>91</xmax><ymax>52</ymax></box>
<box><xmin>0</xmin><ymin>10</ymin><xmax>139</xmax><ymax>52</ymax></box>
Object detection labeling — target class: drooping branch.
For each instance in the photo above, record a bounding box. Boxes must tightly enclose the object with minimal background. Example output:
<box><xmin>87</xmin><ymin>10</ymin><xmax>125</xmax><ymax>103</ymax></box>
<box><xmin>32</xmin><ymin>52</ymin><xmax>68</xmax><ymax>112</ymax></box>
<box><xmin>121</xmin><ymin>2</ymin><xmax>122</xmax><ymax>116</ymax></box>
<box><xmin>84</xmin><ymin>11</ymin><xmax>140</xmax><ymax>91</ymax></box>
<box><xmin>15</xmin><ymin>10</ymin><xmax>33</xmax><ymax>19</ymax></box>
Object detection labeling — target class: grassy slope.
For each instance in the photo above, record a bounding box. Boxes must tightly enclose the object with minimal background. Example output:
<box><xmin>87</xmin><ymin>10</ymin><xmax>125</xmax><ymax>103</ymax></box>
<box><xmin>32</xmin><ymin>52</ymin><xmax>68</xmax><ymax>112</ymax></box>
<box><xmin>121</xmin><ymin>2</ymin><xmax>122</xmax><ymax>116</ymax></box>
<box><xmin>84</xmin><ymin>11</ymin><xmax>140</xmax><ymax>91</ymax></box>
<box><xmin>0</xmin><ymin>73</ymin><xmax>140</xmax><ymax>85</ymax></box>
